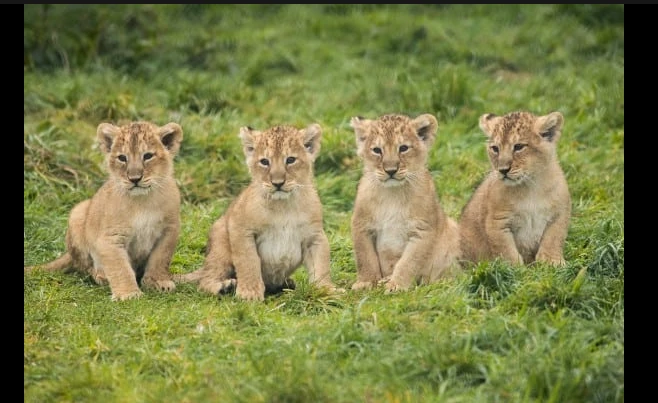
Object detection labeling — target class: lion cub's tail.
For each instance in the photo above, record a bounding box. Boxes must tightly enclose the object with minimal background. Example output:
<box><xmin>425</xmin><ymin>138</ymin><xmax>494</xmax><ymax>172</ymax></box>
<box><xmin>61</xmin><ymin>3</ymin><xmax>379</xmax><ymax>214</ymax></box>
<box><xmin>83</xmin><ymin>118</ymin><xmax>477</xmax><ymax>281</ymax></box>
<box><xmin>24</xmin><ymin>253</ymin><xmax>72</xmax><ymax>273</ymax></box>
<box><xmin>172</xmin><ymin>269</ymin><xmax>204</xmax><ymax>284</ymax></box>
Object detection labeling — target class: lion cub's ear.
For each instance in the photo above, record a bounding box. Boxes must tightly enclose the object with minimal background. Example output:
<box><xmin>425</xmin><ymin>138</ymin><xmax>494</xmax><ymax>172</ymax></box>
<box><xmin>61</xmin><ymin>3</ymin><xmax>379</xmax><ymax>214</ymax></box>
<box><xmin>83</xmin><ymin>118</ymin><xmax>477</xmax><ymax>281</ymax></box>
<box><xmin>412</xmin><ymin>114</ymin><xmax>438</xmax><ymax>146</ymax></box>
<box><xmin>238</xmin><ymin>126</ymin><xmax>259</xmax><ymax>163</ymax></box>
<box><xmin>303</xmin><ymin>123</ymin><xmax>322</xmax><ymax>161</ymax></box>
<box><xmin>478</xmin><ymin>113</ymin><xmax>498</xmax><ymax>138</ymax></box>
<box><xmin>159</xmin><ymin>123</ymin><xmax>183</xmax><ymax>156</ymax></box>
<box><xmin>535</xmin><ymin>112</ymin><xmax>564</xmax><ymax>143</ymax></box>
<box><xmin>97</xmin><ymin>123</ymin><xmax>121</xmax><ymax>154</ymax></box>
<box><xmin>350</xmin><ymin>116</ymin><xmax>370</xmax><ymax>155</ymax></box>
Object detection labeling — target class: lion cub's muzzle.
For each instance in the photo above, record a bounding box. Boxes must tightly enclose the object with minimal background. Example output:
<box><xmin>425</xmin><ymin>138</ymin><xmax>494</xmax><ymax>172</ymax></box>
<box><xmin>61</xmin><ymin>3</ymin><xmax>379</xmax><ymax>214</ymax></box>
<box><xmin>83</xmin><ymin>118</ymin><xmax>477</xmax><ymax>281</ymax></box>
<box><xmin>265</xmin><ymin>179</ymin><xmax>293</xmax><ymax>200</ymax></box>
<box><xmin>125</xmin><ymin>171</ymin><xmax>151</xmax><ymax>195</ymax></box>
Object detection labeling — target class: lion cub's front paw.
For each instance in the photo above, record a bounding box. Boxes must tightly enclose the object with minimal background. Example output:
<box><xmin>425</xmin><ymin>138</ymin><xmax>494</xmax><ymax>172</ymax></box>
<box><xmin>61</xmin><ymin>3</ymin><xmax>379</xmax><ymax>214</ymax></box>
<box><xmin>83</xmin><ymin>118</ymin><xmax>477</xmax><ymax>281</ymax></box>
<box><xmin>111</xmin><ymin>289</ymin><xmax>143</xmax><ymax>301</ymax></box>
<box><xmin>236</xmin><ymin>283</ymin><xmax>265</xmax><ymax>301</ymax></box>
<box><xmin>351</xmin><ymin>281</ymin><xmax>376</xmax><ymax>291</ymax></box>
<box><xmin>142</xmin><ymin>277</ymin><xmax>176</xmax><ymax>292</ymax></box>
<box><xmin>384</xmin><ymin>278</ymin><xmax>411</xmax><ymax>293</ymax></box>
<box><xmin>329</xmin><ymin>286</ymin><xmax>346</xmax><ymax>294</ymax></box>
<box><xmin>318</xmin><ymin>283</ymin><xmax>346</xmax><ymax>294</ymax></box>
<box><xmin>377</xmin><ymin>275</ymin><xmax>392</xmax><ymax>285</ymax></box>
<box><xmin>536</xmin><ymin>253</ymin><xmax>566</xmax><ymax>267</ymax></box>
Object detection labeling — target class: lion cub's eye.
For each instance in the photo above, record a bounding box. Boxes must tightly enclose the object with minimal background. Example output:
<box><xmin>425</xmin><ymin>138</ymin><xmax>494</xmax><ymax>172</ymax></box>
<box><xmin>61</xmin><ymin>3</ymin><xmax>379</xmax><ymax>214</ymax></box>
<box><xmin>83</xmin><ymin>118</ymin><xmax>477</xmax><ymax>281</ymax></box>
<box><xmin>513</xmin><ymin>144</ymin><xmax>526</xmax><ymax>152</ymax></box>
<box><xmin>490</xmin><ymin>146</ymin><xmax>499</xmax><ymax>154</ymax></box>
<box><xmin>118</xmin><ymin>155</ymin><xmax>127</xmax><ymax>162</ymax></box>
<box><xmin>372</xmin><ymin>147</ymin><xmax>382</xmax><ymax>155</ymax></box>
<box><xmin>399</xmin><ymin>145</ymin><xmax>409</xmax><ymax>152</ymax></box>
<box><xmin>143</xmin><ymin>152</ymin><xmax>154</xmax><ymax>161</ymax></box>
<box><xmin>286</xmin><ymin>156</ymin><xmax>296</xmax><ymax>165</ymax></box>
<box><xmin>259</xmin><ymin>158</ymin><xmax>270</xmax><ymax>166</ymax></box>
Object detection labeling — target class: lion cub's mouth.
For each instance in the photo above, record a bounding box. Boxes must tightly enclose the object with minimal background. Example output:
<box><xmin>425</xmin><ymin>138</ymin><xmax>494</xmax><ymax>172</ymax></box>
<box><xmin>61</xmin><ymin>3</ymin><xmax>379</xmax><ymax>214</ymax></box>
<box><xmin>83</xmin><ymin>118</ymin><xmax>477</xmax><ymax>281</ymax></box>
<box><xmin>269</xmin><ymin>189</ymin><xmax>292</xmax><ymax>200</ymax></box>
<box><xmin>381</xmin><ymin>176</ymin><xmax>405</xmax><ymax>187</ymax></box>
<box><xmin>500</xmin><ymin>174</ymin><xmax>516</xmax><ymax>183</ymax></box>
<box><xmin>500</xmin><ymin>173</ymin><xmax>526</xmax><ymax>186</ymax></box>
<box><xmin>128</xmin><ymin>184</ymin><xmax>151</xmax><ymax>196</ymax></box>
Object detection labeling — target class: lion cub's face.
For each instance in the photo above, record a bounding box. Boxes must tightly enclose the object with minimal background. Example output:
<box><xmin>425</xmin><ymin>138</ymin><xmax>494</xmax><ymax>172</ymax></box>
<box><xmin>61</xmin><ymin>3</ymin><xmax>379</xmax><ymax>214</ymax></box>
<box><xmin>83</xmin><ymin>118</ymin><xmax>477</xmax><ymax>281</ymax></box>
<box><xmin>351</xmin><ymin>114</ymin><xmax>438</xmax><ymax>187</ymax></box>
<box><xmin>479</xmin><ymin>111</ymin><xmax>564</xmax><ymax>187</ymax></box>
<box><xmin>239</xmin><ymin>124</ymin><xmax>322</xmax><ymax>200</ymax></box>
<box><xmin>97</xmin><ymin>121</ymin><xmax>183</xmax><ymax>196</ymax></box>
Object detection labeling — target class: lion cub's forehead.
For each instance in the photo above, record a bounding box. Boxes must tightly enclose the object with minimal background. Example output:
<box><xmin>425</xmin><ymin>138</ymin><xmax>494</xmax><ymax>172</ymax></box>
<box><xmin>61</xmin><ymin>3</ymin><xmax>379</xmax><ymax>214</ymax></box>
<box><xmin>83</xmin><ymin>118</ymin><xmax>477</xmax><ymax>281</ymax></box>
<box><xmin>255</xmin><ymin>125</ymin><xmax>305</xmax><ymax>152</ymax></box>
<box><xmin>112</xmin><ymin>122</ymin><xmax>162</xmax><ymax>151</ymax></box>
<box><xmin>368</xmin><ymin>114</ymin><xmax>417</xmax><ymax>143</ymax></box>
<box><xmin>490</xmin><ymin>112</ymin><xmax>537</xmax><ymax>144</ymax></box>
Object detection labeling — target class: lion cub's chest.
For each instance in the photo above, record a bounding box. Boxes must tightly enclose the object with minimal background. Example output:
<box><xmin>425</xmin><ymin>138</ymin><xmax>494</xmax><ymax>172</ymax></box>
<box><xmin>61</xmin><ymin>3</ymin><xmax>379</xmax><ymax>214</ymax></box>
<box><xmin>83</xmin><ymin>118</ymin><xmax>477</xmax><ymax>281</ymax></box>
<box><xmin>255</xmin><ymin>214</ymin><xmax>309</xmax><ymax>273</ymax></box>
<box><xmin>508</xmin><ymin>194</ymin><xmax>553</xmax><ymax>253</ymax></box>
<box><xmin>129</xmin><ymin>209</ymin><xmax>167</xmax><ymax>261</ymax></box>
<box><xmin>371</xmin><ymin>194</ymin><xmax>413</xmax><ymax>255</ymax></box>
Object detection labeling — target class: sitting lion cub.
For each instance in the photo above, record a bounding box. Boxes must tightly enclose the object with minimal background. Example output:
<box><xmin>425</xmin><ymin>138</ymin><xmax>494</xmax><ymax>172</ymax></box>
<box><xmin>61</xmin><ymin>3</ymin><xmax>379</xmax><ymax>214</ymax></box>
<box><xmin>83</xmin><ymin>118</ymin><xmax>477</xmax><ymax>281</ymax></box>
<box><xmin>24</xmin><ymin>121</ymin><xmax>184</xmax><ymax>301</ymax></box>
<box><xmin>459</xmin><ymin>111</ymin><xmax>571</xmax><ymax>266</ymax></box>
<box><xmin>176</xmin><ymin>123</ymin><xmax>340</xmax><ymax>301</ymax></box>
<box><xmin>350</xmin><ymin>113</ymin><xmax>461</xmax><ymax>292</ymax></box>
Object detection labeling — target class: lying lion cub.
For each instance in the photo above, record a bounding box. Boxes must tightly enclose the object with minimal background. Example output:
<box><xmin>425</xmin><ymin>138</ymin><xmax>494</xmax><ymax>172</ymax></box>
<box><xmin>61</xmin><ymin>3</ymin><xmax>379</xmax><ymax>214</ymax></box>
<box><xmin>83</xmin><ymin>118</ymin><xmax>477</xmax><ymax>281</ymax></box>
<box><xmin>350</xmin><ymin>113</ymin><xmax>461</xmax><ymax>292</ymax></box>
<box><xmin>459</xmin><ymin>111</ymin><xmax>571</xmax><ymax>266</ymax></box>
<box><xmin>176</xmin><ymin>123</ymin><xmax>341</xmax><ymax>301</ymax></box>
<box><xmin>25</xmin><ymin>121</ymin><xmax>184</xmax><ymax>301</ymax></box>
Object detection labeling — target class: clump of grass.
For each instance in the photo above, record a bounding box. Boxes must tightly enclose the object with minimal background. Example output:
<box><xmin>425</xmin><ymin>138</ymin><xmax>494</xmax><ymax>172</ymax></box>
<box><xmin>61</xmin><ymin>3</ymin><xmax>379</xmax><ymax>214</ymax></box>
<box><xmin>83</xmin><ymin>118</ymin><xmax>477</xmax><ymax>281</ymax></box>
<box><xmin>466</xmin><ymin>260</ymin><xmax>520</xmax><ymax>309</ymax></box>
<box><xmin>268</xmin><ymin>282</ymin><xmax>345</xmax><ymax>316</ymax></box>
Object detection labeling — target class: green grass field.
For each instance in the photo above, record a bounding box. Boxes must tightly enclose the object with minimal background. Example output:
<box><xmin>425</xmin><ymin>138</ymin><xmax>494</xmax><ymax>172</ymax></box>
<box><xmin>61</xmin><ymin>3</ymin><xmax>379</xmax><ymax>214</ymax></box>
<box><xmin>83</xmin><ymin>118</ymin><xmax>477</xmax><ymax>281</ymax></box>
<box><xmin>24</xmin><ymin>5</ymin><xmax>624</xmax><ymax>402</ymax></box>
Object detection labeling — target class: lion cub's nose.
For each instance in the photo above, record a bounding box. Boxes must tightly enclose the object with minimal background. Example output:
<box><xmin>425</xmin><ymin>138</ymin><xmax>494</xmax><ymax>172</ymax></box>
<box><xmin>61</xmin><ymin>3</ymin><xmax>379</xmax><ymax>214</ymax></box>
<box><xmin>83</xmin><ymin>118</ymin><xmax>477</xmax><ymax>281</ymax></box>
<box><xmin>385</xmin><ymin>168</ymin><xmax>398</xmax><ymax>177</ymax></box>
<box><xmin>499</xmin><ymin>168</ymin><xmax>510</xmax><ymax>176</ymax></box>
<box><xmin>129</xmin><ymin>176</ymin><xmax>142</xmax><ymax>185</ymax></box>
<box><xmin>272</xmin><ymin>180</ymin><xmax>285</xmax><ymax>190</ymax></box>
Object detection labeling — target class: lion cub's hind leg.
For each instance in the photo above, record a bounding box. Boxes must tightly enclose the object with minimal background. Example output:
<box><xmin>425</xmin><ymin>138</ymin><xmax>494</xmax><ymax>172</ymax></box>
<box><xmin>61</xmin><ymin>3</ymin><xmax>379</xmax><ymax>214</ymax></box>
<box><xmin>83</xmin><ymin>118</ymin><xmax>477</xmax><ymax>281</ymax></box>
<box><xmin>66</xmin><ymin>200</ymin><xmax>108</xmax><ymax>286</ymax></box>
<box><xmin>197</xmin><ymin>216</ymin><xmax>239</xmax><ymax>296</ymax></box>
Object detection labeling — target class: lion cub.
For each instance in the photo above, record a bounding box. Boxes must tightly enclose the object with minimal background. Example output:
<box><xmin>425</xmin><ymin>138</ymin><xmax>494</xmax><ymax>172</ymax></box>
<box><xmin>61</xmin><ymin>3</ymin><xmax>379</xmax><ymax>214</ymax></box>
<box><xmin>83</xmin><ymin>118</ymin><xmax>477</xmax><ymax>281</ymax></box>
<box><xmin>350</xmin><ymin>113</ymin><xmax>461</xmax><ymax>292</ymax></box>
<box><xmin>25</xmin><ymin>121</ymin><xmax>184</xmax><ymax>301</ymax></box>
<box><xmin>459</xmin><ymin>111</ymin><xmax>571</xmax><ymax>266</ymax></box>
<box><xmin>176</xmin><ymin>123</ymin><xmax>340</xmax><ymax>301</ymax></box>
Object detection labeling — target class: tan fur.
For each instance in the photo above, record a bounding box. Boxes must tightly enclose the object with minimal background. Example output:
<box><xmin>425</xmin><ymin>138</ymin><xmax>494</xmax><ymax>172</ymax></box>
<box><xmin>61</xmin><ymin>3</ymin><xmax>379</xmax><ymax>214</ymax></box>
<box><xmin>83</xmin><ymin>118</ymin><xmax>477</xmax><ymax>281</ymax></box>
<box><xmin>459</xmin><ymin>111</ymin><xmax>571</xmax><ymax>266</ymax></box>
<box><xmin>350</xmin><ymin>113</ymin><xmax>461</xmax><ymax>292</ymax></box>
<box><xmin>176</xmin><ymin>123</ymin><xmax>341</xmax><ymax>301</ymax></box>
<box><xmin>25</xmin><ymin>121</ymin><xmax>184</xmax><ymax>301</ymax></box>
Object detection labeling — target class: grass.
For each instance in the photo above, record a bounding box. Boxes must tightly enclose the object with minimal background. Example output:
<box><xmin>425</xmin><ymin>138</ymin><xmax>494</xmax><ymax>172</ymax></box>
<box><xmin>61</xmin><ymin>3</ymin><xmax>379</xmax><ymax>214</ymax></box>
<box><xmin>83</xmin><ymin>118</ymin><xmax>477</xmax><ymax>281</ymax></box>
<box><xmin>24</xmin><ymin>4</ymin><xmax>623</xmax><ymax>402</ymax></box>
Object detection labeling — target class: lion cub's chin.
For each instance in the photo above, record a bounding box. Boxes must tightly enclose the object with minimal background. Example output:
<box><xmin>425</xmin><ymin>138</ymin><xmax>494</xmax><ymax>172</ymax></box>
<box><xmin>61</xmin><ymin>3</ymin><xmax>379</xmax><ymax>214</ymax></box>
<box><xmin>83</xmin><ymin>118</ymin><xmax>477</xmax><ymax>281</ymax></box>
<box><xmin>128</xmin><ymin>186</ymin><xmax>151</xmax><ymax>196</ymax></box>
<box><xmin>500</xmin><ymin>175</ymin><xmax>528</xmax><ymax>187</ymax></box>
<box><xmin>268</xmin><ymin>190</ymin><xmax>291</xmax><ymax>200</ymax></box>
<box><xmin>381</xmin><ymin>178</ymin><xmax>405</xmax><ymax>188</ymax></box>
